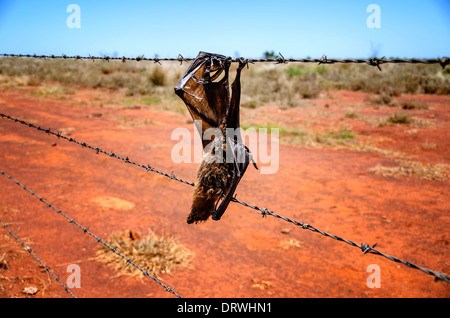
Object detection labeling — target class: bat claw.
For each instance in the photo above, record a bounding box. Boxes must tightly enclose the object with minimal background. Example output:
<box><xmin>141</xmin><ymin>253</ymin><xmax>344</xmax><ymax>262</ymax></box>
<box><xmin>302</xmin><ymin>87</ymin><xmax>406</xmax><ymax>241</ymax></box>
<box><xmin>236</xmin><ymin>57</ymin><xmax>251</xmax><ymax>70</ymax></box>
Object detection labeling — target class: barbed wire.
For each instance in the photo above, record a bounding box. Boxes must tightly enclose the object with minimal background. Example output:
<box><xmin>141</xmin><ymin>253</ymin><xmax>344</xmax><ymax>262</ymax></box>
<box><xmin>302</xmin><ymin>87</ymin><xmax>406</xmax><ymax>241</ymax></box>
<box><xmin>1</xmin><ymin>112</ymin><xmax>449</xmax><ymax>283</ymax></box>
<box><xmin>0</xmin><ymin>167</ymin><xmax>182</xmax><ymax>298</ymax></box>
<box><xmin>0</xmin><ymin>218</ymin><xmax>77</xmax><ymax>298</ymax></box>
<box><xmin>1</xmin><ymin>53</ymin><xmax>448</xmax><ymax>70</ymax></box>
<box><xmin>0</xmin><ymin>113</ymin><xmax>193</xmax><ymax>187</ymax></box>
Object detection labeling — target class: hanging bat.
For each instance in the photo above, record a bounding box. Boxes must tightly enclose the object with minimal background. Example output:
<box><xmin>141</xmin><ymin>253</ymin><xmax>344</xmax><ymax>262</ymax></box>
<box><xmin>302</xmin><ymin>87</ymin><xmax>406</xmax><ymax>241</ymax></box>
<box><xmin>175</xmin><ymin>51</ymin><xmax>257</xmax><ymax>224</ymax></box>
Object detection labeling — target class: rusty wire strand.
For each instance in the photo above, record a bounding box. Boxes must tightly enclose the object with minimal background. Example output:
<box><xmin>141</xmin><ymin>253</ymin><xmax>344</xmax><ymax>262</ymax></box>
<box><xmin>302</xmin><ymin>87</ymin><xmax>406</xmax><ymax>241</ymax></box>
<box><xmin>0</xmin><ymin>218</ymin><xmax>77</xmax><ymax>298</ymax></box>
<box><xmin>1</xmin><ymin>113</ymin><xmax>449</xmax><ymax>283</ymax></box>
<box><xmin>0</xmin><ymin>167</ymin><xmax>182</xmax><ymax>298</ymax></box>
<box><xmin>1</xmin><ymin>53</ymin><xmax>449</xmax><ymax>70</ymax></box>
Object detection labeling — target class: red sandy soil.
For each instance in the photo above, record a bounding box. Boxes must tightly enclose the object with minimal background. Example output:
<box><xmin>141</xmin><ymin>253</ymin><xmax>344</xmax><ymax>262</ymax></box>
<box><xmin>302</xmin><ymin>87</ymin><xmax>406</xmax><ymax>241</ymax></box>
<box><xmin>0</xmin><ymin>84</ymin><xmax>449</xmax><ymax>298</ymax></box>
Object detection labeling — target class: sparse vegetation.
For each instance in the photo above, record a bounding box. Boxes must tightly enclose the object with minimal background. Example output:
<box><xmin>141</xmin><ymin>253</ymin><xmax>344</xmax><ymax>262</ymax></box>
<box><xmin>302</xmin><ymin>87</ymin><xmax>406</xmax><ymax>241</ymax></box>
<box><xmin>0</xmin><ymin>57</ymin><xmax>177</xmax><ymax>97</ymax></box>
<box><xmin>370</xmin><ymin>91</ymin><xmax>398</xmax><ymax>107</ymax></box>
<box><xmin>400</xmin><ymin>100</ymin><xmax>428</xmax><ymax>110</ymax></box>
<box><xmin>262</xmin><ymin>51</ymin><xmax>278</xmax><ymax>59</ymax></box>
<box><xmin>243</xmin><ymin>123</ymin><xmax>357</xmax><ymax>149</ymax></box>
<box><xmin>96</xmin><ymin>230</ymin><xmax>194</xmax><ymax>276</ymax></box>
<box><xmin>279</xmin><ymin>238</ymin><xmax>302</xmax><ymax>250</ymax></box>
<box><xmin>1</xmin><ymin>57</ymin><xmax>448</xmax><ymax>110</ymax></box>
<box><xmin>241</xmin><ymin>99</ymin><xmax>258</xmax><ymax>109</ymax></box>
<box><xmin>0</xmin><ymin>55</ymin><xmax>447</xmax><ymax>172</ymax></box>
<box><xmin>29</xmin><ymin>86</ymin><xmax>75</xmax><ymax>99</ymax></box>
<box><xmin>386</xmin><ymin>112</ymin><xmax>413</xmax><ymax>125</ymax></box>
<box><xmin>148</xmin><ymin>67</ymin><xmax>166</xmax><ymax>86</ymax></box>
<box><xmin>369</xmin><ymin>160</ymin><xmax>450</xmax><ymax>181</ymax></box>
<box><xmin>344</xmin><ymin>112</ymin><xmax>359</xmax><ymax>119</ymax></box>
<box><xmin>114</xmin><ymin>115</ymin><xmax>154</xmax><ymax>127</ymax></box>
<box><xmin>121</xmin><ymin>97</ymin><xmax>161</xmax><ymax>105</ymax></box>
<box><xmin>325</xmin><ymin>129</ymin><xmax>355</xmax><ymax>140</ymax></box>
<box><xmin>421</xmin><ymin>142</ymin><xmax>438</xmax><ymax>150</ymax></box>
<box><xmin>1</xmin><ymin>53</ymin><xmax>449</xmax><ymax>298</ymax></box>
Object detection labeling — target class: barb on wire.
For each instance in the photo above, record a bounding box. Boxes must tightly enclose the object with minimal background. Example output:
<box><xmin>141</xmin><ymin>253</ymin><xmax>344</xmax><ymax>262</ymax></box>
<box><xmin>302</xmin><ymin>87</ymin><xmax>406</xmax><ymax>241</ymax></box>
<box><xmin>0</xmin><ymin>168</ymin><xmax>182</xmax><ymax>298</ymax></box>
<box><xmin>275</xmin><ymin>52</ymin><xmax>287</xmax><ymax>64</ymax></box>
<box><xmin>177</xmin><ymin>54</ymin><xmax>187</xmax><ymax>65</ymax></box>
<box><xmin>367</xmin><ymin>56</ymin><xmax>385</xmax><ymax>71</ymax></box>
<box><xmin>1</xmin><ymin>112</ymin><xmax>449</xmax><ymax>283</ymax></box>
<box><xmin>0</xmin><ymin>53</ymin><xmax>448</xmax><ymax>69</ymax></box>
<box><xmin>318</xmin><ymin>54</ymin><xmax>329</xmax><ymax>65</ymax></box>
<box><xmin>0</xmin><ymin>219</ymin><xmax>77</xmax><ymax>298</ymax></box>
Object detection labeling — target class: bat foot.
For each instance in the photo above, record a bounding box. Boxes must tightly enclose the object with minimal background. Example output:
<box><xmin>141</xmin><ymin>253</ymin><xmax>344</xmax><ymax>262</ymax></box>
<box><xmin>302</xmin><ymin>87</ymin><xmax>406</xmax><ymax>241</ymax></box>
<box><xmin>186</xmin><ymin>216</ymin><xmax>206</xmax><ymax>224</ymax></box>
<box><xmin>186</xmin><ymin>213</ymin><xmax>210</xmax><ymax>224</ymax></box>
<box><xmin>186</xmin><ymin>215</ymin><xmax>195</xmax><ymax>224</ymax></box>
<box><xmin>186</xmin><ymin>203</ymin><xmax>214</xmax><ymax>224</ymax></box>
<box><xmin>211</xmin><ymin>208</ymin><xmax>226</xmax><ymax>221</ymax></box>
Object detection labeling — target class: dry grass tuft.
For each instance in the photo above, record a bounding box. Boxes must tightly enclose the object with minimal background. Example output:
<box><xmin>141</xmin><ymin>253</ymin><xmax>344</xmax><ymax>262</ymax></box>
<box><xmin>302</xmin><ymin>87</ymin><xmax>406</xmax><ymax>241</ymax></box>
<box><xmin>251</xmin><ymin>278</ymin><xmax>272</xmax><ymax>290</ymax></box>
<box><xmin>279</xmin><ymin>238</ymin><xmax>302</xmax><ymax>250</ymax></box>
<box><xmin>386</xmin><ymin>112</ymin><xmax>413</xmax><ymax>125</ymax></box>
<box><xmin>370</xmin><ymin>91</ymin><xmax>398</xmax><ymax>107</ymax></box>
<box><xmin>369</xmin><ymin>160</ymin><xmax>450</xmax><ymax>181</ymax></box>
<box><xmin>400</xmin><ymin>100</ymin><xmax>429</xmax><ymax>110</ymax></box>
<box><xmin>96</xmin><ymin>230</ymin><xmax>194</xmax><ymax>277</ymax></box>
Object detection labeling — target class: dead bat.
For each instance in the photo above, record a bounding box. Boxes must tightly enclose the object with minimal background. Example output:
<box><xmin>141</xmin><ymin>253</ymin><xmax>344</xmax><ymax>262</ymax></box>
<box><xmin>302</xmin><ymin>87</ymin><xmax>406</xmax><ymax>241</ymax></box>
<box><xmin>175</xmin><ymin>52</ymin><xmax>257</xmax><ymax>224</ymax></box>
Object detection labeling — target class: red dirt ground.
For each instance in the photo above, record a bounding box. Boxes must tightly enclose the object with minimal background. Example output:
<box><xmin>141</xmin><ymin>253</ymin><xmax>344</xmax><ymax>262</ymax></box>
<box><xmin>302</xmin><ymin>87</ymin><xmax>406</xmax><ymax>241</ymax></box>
<box><xmin>0</xmin><ymin>84</ymin><xmax>449</xmax><ymax>298</ymax></box>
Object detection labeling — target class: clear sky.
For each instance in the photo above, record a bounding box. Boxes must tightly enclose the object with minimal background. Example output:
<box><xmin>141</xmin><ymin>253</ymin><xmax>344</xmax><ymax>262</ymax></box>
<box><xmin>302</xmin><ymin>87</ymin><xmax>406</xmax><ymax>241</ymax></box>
<box><xmin>0</xmin><ymin>0</ymin><xmax>449</xmax><ymax>59</ymax></box>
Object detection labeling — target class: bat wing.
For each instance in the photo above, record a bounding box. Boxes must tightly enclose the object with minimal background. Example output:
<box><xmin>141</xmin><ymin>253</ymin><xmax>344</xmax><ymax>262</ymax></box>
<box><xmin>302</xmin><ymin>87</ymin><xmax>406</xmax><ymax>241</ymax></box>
<box><xmin>227</xmin><ymin>58</ymin><xmax>246</xmax><ymax>130</ymax></box>
<box><xmin>212</xmin><ymin>59</ymin><xmax>259</xmax><ymax>221</ymax></box>
<box><xmin>211</xmin><ymin>142</ymin><xmax>253</xmax><ymax>221</ymax></box>
<box><xmin>175</xmin><ymin>52</ymin><xmax>231</xmax><ymax>148</ymax></box>
<box><xmin>175</xmin><ymin>53</ymin><xmax>257</xmax><ymax>222</ymax></box>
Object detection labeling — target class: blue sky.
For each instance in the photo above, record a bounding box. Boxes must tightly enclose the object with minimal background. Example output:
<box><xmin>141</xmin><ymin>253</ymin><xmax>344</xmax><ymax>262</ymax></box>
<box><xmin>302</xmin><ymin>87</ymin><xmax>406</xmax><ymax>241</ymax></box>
<box><xmin>0</xmin><ymin>0</ymin><xmax>449</xmax><ymax>59</ymax></box>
